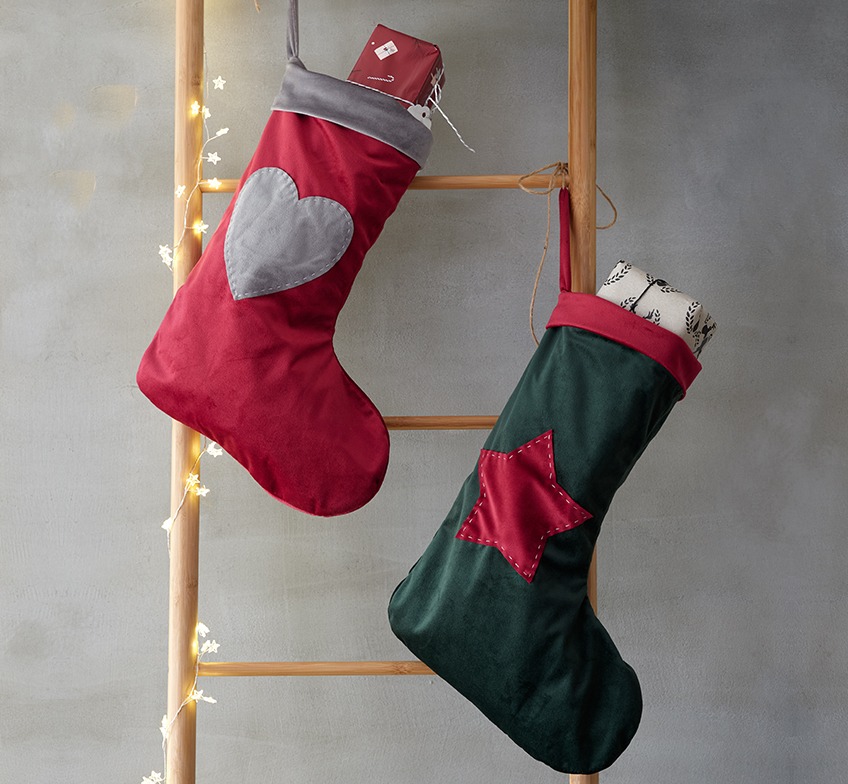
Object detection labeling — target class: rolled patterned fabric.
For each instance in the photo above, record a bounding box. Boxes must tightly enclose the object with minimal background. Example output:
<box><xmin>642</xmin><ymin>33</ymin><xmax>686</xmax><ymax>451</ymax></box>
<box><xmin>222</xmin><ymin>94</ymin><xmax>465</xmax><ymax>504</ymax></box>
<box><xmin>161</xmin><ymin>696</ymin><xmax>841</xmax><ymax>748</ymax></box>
<box><xmin>597</xmin><ymin>260</ymin><xmax>717</xmax><ymax>356</ymax></box>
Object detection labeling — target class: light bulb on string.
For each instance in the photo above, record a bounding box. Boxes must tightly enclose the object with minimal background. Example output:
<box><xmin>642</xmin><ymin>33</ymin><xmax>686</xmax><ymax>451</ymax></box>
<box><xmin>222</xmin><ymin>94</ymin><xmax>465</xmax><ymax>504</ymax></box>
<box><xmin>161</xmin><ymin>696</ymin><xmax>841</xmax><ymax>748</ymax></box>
<box><xmin>144</xmin><ymin>51</ymin><xmax>238</xmax><ymax>784</ymax></box>
<box><xmin>158</xmin><ymin>61</ymin><xmax>230</xmax><ymax>267</ymax></box>
<box><xmin>160</xmin><ymin>440</ymin><xmax>223</xmax><ymax>553</ymax></box>
<box><xmin>146</xmin><ymin>622</ymin><xmax>221</xmax><ymax>784</ymax></box>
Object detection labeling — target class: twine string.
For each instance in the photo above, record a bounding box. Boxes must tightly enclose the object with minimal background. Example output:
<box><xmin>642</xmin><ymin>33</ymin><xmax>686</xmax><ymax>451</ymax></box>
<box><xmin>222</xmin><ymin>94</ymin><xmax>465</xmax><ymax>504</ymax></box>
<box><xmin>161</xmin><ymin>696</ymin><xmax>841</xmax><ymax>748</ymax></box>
<box><xmin>345</xmin><ymin>78</ymin><xmax>475</xmax><ymax>152</ymax></box>
<box><xmin>595</xmin><ymin>181</ymin><xmax>617</xmax><ymax>230</ymax></box>
<box><xmin>427</xmin><ymin>82</ymin><xmax>475</xmax><ymax>153</ymax></box>
<box><xmin>518</xmin><ymin>162</ymin><xmax>569</xmax><ymax>347</ymax></box>
<box><xmin>518</xmin><ymin>162</ymin><xmax>618</xmax><ymax>345</ymax></box>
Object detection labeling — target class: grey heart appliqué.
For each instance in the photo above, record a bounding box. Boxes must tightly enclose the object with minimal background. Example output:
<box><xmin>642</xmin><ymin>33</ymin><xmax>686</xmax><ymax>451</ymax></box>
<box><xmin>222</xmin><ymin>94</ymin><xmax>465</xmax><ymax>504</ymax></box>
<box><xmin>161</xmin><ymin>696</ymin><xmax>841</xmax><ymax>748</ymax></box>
<box><xmin>224</xmin><ymin>167</ymin><xmax>354</xmax><ymax>300</ymax></box>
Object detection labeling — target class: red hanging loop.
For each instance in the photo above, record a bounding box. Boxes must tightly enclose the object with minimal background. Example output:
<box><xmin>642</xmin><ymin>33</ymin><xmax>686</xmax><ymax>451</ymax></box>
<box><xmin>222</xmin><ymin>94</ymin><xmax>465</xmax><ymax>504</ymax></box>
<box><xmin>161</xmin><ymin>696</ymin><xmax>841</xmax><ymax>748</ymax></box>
<box><xmin>558</xmin><ymin>187</ymin><xmax>572</xmax><ymax>294</ymax></box>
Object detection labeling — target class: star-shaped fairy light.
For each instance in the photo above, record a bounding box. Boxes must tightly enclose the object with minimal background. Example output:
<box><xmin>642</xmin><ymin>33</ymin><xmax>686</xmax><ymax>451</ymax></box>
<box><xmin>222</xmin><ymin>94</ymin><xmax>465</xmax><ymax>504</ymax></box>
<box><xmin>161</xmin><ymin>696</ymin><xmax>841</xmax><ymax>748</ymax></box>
<box><xmin>189</xmin><ymin>689</ymin><xmax>217</xmax><ymax>704</ymax></box>
<box><xmin>455</xmin><ymin>430</ymin><xmax>592</xmax><ymax>583</ymax></box>
<box><xmin>213</xmin><ymin>76</ymin><xmax>226</xmax><ymax>90</ymax></box>
<box><xmin>205</xmin><ymin>151</ymin><xmax>221</xmax><ymax>165</ymax></box>
<box><xmin>158</xmin><ymin>245</ymin><xmax>173</xmax><ymax>267</ymax></box>
<box><xmin>201</xmin><ymin>639</ymin><xmax>220</xmax><ymax>654</ymax></box>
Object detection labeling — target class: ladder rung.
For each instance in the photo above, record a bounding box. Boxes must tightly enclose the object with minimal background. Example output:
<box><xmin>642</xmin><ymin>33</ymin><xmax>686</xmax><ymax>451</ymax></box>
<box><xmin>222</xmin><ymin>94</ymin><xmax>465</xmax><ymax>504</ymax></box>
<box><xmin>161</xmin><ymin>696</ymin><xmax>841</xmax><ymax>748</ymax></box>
<box><xmin>198</xmin><ymin>660</ymin><xmax>434</xmax><ymax>677</ymax></box>
<box><xmin>201</xmin><ymin>173</ymin><xmax>561</xmax><ymax>194</ymax></box>
<box><xmin>384</xmin><ymin>415</ymin><xmax>496</xmax><ymax>430</ymax></box>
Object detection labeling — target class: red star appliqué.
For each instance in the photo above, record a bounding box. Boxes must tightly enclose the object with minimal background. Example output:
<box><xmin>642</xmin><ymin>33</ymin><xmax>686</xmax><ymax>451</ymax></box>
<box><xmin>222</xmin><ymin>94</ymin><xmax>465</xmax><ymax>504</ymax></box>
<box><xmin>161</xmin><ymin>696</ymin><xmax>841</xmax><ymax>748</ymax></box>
<box><xmin>455</xmin><ymin>430</ymin><xmax>592</xmax><ymax>583</ymax></box>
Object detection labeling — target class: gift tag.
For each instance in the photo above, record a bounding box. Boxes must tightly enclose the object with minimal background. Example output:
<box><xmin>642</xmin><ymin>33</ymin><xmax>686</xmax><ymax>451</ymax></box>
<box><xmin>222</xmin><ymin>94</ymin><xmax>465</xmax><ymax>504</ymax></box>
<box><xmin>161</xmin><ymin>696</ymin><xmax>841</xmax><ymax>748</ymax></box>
<box><xmin>407</xmin><ymin>104</ymin><xmax>432</xmax><ymax>128</ymax></box>
<box><xmin>374</xmin><ymin>40</ymin><xmax>398</xmax><ymax>60</ymax></box>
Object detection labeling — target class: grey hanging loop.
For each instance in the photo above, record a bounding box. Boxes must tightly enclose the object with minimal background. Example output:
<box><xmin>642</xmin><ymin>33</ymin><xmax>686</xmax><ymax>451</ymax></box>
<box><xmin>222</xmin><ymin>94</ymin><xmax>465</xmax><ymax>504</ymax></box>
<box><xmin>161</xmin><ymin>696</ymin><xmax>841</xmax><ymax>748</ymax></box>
<box><xmin>287</xmin><ymin>0</ymin><xmax>300</xmax><ymax>61</ymax></box>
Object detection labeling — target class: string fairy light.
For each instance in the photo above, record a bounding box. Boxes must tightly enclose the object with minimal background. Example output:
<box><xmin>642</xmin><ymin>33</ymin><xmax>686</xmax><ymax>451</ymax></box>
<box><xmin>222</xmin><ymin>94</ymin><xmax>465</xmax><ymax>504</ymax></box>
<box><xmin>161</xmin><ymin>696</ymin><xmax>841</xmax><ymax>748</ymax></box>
<box><xmin>146</xmin><ymin>57</ymin><xmax>233</xmax><ymax>784</ymax></box>
<box><xmin>145</xmin><ymin>438</ymin><xmax>224</xmax><ymax>784</ymax></box>
<box><xmin>144</xmin><ymin>622</ymin><xmax>222</xmax><ymax>784</ymax></box>
<box><xmin>158</xmin><ymin>59</ymin><xmax>230</xmax><ymax>270</ymax></box>
<box><xmin>143</xmin><ymin>0</ymin><xmax>261</xmax><ymax>770</ymax></box>
<box><xmin>161</xmin><ymin>440</ymin><xmax>222</xmax><ymax>549</ymax></box>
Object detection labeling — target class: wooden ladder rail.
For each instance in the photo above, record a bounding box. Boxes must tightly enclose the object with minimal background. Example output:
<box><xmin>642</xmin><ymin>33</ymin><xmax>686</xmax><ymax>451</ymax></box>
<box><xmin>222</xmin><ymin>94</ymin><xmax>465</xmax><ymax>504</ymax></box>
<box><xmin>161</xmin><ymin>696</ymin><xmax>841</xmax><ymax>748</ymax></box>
<box><xmin>167</xmin><ymin>4</ymin><xmax>204</xmax><ymax>784</ymax></box>
<box><xmin>202</xmin><ymin>174</ymin><xmax>568</xmax><ymax>193</ymax></box>
<box><xmin>566</xmin><ymin>2</ymin><xmax>598</xmax><ymax>784</ymax></box>
<box><xmin>167</xmin><ymin>1</ymin><xmax>599</xmax><ymax>783</ymax></box>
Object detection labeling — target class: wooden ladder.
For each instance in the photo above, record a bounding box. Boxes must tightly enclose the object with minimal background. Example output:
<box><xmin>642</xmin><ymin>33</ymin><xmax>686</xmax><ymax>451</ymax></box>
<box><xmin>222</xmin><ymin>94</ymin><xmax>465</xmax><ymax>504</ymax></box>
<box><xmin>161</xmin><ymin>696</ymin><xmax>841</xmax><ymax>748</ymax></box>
<box><xmin>166</xmin><ymin>1</ymin><xmax>598</xmax><ymax>782</ymax></box>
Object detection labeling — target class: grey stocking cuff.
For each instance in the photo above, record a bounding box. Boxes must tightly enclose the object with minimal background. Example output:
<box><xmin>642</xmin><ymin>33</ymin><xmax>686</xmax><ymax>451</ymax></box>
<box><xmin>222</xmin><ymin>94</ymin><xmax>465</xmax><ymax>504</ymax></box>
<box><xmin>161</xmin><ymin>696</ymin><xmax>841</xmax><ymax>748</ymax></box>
<box><xmin>271</xmin><ymin>58</ymin><xmax>433</xmax><ymax>168</ymax></box>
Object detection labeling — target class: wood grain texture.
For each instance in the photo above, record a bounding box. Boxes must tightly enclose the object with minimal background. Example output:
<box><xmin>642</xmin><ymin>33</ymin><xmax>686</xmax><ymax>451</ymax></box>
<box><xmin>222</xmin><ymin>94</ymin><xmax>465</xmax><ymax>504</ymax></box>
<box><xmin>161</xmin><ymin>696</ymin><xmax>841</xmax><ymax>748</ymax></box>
<box><xmin>569</xmin><ymin>2</ymin><xmax>599</xmax><ymax>782</ymax></box>
<box><xmin>384</xmin><ymin>415</ymin><xmax>497</xmax><ymax>430</ymax></box>
<box><xmin>198</xmin><ymin>661</ymin><xmax>435</xmax><ymax>677</ymax></box>
<box><xmin>568</xmin><ymin>0</ymin><xmax>598</xmax><ymax>297</ymax></box>
<box><xmin>202</xmin><ymin>174</ymin><xmax>566</xmax><ymax>193</ymax></box>
<box><xmin>168</xmin><ymin>2</ymin><xmax>204</xmax><ymax>784</ymax></box>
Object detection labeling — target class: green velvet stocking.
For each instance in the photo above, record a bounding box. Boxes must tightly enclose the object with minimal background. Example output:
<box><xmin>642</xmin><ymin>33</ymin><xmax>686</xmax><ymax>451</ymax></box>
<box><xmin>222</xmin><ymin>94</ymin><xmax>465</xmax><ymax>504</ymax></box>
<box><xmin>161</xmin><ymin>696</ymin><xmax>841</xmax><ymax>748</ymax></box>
<box><xmin>388</xmin><ymin>322</ymin><xmax>690</xmax><ymax>774</ymax></box>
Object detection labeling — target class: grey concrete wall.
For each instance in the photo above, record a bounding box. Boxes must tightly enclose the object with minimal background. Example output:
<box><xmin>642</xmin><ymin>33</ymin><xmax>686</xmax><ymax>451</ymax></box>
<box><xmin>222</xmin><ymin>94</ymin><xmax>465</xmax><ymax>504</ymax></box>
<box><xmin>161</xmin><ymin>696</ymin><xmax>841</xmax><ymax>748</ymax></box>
<box><xmin>1</xmin><ymin>1</ymin><xmax>845</xmax><ymax>782</ymax></box>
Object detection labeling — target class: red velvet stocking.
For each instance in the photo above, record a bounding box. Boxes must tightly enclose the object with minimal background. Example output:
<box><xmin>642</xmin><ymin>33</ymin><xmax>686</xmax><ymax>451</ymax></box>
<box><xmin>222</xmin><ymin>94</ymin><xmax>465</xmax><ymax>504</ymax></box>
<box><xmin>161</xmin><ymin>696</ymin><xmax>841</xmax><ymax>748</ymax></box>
<box><xmin>137</xmin><ymin>8</ymin><xmax>432</xmax><ymax>516</ymax></box>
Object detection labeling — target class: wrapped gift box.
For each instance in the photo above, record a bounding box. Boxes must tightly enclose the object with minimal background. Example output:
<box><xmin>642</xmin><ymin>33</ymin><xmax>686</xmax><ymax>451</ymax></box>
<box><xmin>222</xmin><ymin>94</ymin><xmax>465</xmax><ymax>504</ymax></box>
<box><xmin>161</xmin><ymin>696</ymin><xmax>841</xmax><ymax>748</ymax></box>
<box><xmin>598</xmin><ymin>261</ymin><xmax>717</xmax><ymax>357</ymax></box>
<box><xmin>348</xmin><ymin>24</ymin><xmax>445</xmax><ymax>107</ymax></box>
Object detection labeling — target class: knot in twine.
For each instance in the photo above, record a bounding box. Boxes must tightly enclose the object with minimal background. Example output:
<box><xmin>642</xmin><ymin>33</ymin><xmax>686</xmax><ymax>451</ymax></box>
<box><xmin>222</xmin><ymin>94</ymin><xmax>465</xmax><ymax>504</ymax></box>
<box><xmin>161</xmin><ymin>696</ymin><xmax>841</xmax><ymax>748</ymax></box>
<box><xmin>519</xmin><ymin>161</ymin><xmax>618</xmax><ymax>346</ymax></box>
